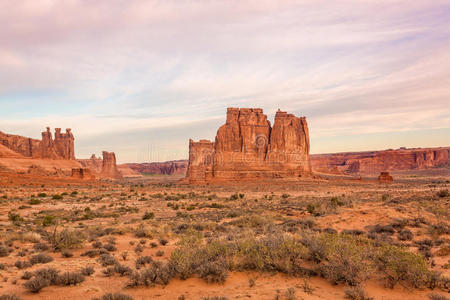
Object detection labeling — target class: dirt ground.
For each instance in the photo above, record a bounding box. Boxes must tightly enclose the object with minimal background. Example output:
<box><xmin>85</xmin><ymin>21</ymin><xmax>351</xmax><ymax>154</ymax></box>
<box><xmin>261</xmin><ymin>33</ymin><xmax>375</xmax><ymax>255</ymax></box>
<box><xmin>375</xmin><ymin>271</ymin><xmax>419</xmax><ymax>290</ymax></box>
<box><xmin>0</xmin><ymin>169</ymin><xmax>448</xmax><ymax>300</ymax></box>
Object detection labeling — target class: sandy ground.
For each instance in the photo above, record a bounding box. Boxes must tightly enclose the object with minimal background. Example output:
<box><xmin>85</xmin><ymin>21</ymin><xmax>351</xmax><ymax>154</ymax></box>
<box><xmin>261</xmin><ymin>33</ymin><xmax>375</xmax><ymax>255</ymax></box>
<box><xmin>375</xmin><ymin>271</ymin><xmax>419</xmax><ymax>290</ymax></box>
<box><xmin>0</xmin><ymin>168</ymin><xmax>448</xmax><ymax>300</ymax></box>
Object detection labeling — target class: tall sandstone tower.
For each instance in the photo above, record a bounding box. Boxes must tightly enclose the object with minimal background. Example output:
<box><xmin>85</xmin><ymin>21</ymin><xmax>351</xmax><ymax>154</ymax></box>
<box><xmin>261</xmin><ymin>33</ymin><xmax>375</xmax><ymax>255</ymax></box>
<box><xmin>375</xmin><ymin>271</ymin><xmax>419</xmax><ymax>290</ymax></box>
<box><xmin>186</xmin><ymin>108</ymin><xmax>312</xmax><ymax>184</ymax></box>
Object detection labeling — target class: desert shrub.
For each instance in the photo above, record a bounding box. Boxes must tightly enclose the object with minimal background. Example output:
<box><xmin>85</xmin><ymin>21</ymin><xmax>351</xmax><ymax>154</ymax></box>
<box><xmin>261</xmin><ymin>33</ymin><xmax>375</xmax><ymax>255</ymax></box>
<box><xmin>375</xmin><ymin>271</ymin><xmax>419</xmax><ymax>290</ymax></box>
<box><xmin>82</xmin><ymin>249</ymin><xmax>99</xmax><ymax>258</ymax></box>
<box><xmin>33</xmin><ymin>243</ymin><xmax>49</xmax><ymax>251</ymax></box>
<box><xmin>103</xmin><ymin>243</ymin><xmax>117</xmax><ymax>252</ymax></box>
<box><xmin>341</xmin><ymin>229</ymin><xmax>364</xmax><ymax>236</ymax></box>
<box><xmin>344</xmin><ymin>285</ymin><xmax>373</xmax><ymax>300</ymax></box>
<box><xmin>127</xmin><ymin>261</ymin><xmax>172</xmax><ymax>287</ymax></box>
<box><xmin>135</xmin><ymin>226</ymin><xmax>151</xmax><ymax>238</ymax></box>
<box><xmin>114</xmin><ymin>264</ymin><xmax>132</xmax><ymax>276</ymax></box>
<box><xmin>49</xmin><ymin>228</ymin><xmax>85</xmax><ymax>250</ymax></box>
<box><xmin>156</xmin><ymin>250</ymin><xmax>164</xmax><ymax>257</ymax></box>
<box><xmin>0</xmin><ymin>294</ymin><xmax>23</xmax><ymax>300</ymax></box>
<box><xmin>61</xmin><ymin>250</ymin><xmax>74</xmax><ymax>258</ymax></box>
<box><xmin>315</xmin><ymin>234</ymin><xmax>373</xmax><ymax>286</ymax></box>
<box><xmin>93</xmin><ymin>293</ymin><xmax>134</xmax><ymax>300</ymax></box>
<box><xmin>371</xmin><ymin>224</ymin><xmax>395</xmax><ymax>235</ymax></box>
<box><xmin>436</xmin><ymin>189</ymin><xmax>449</xmax><ymax>198</ymax></box>
<box><xmin>52</xmin><ymin>194</ymin><xmax>63</xmax><ymax>200</ymax></box>
<box><xmin>201</xmin><ymin>297</ymin><xmax>229</xmax><ymax>300</ymax></box>
<box><xmin>24</xmin><ymin>277</ymin><xmax>49</xmax><ymax>293</ymax></box>
<box><xmin>237</xmin><ymin>234</ymin><xmax>306</xmax><ymax>275</ymax></box>
<box><xmin>398</xmin><ymin>229</ymin><xmax>413</xmax><ymax>241</ymax></box>
<box><xmin>103</xmin><ymin>267</ymin><xmax>115</xmax><ymax>277</ymax></box>
<box><xmin>37</xmin><ymin>193</ymin><xmax>47</xmax><ymax>197</ymax></box>
<box><xmin>198</xmin><ymin>258</ymin><xmax>228</xmax><ymax>283</ymax></box>
<box><xmin>34</xmin><ymin>267</ymin><xmax>60</xmax><ymax>284</ymax></box>
<box><xmin>81</xmin><ymin>266</ymin><xmax>95</xmax><ymax>276</ymax></box>
<box><xmin>8</xmin><ymin>211</ymin><xmax>23</xmax><ymax>223</ymax></box>
<box><xmin>29</xmin><ymin>253</ymin><xmax>53</xmax><ymax>265</ymax></box>
<box><xmin>15</xmin><ymin>260</ymin><xmax>31</xmax><ymax>269</ymax></box>
<box><xmin>29</xmin><ymin>198</ymin><xmax>41</xmax><ymax>205</ymax></box>
<box><xmin>142</xmin><ymin>211</ymin><xmax>154</xmax><ymax>220</ymax></box>
<box><xmin>42</xmin><ymin>215</ymin><xmax>56</xmax><ymax>227</ymax></box>
<box><xmin>134</xmin><ymin>244</ymin><xmax>143</xmax><ymax>253</ymax></box>
<box><xmin>21</xmin><ymin>271</ymin><xmax>33</xmax><ymax>280</ymax></box>
<box><xmin>136</xmin><ymin>256</ymin><xmax>153</xmax><ymax>268</ymax></box>
<box><xmin>0</xmin><ymin>246</ymin><xmax>9</xmax><ymax>257</ymax></box>
<box><xmin>92</xmin><ymin>241</ymin><xmax>102</xmax><ymax>248</ymax></box>
<box><xmin>159</xmin><ymin>238</ymin><xmax>168</xmax><ymax>246</ymax></box>
<box><xmin>99</xmin><ymin>254</ymin><xmax>118</xmax><ymax>267</ymax></box>
<box><xmin>375</xmin><ymin>244</ymin><xmax>431</xmax><ymax>288</ymax></box>
<box><xmin>56</xmin><ymin>272</ymin><xmax>85</xmax><ymax>285</ymax></box>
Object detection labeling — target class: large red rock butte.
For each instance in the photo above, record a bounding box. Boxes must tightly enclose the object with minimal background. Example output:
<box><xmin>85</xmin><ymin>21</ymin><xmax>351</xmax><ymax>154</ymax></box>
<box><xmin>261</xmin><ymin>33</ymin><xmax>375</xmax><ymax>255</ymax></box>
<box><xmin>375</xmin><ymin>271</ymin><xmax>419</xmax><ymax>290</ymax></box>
<box><xmin>186</xmin><ymin>108</ymin><xmax>312</xmax><ymax>184</ymax></box>
<box><xmin>311</xmin><ymin>147</ymin><xmax>450</xmax><ymax>175</ymax></box>
<box><xmin>0</xmin><ymin>127</ymin><xmax>75</xmax><ymax>160</ymax></box>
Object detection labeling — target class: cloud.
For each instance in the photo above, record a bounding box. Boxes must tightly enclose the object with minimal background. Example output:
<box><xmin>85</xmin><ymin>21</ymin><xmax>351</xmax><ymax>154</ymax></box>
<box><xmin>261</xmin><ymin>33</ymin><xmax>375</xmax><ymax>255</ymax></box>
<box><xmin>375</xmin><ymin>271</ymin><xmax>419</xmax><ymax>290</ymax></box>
<box><xmin>0</xmin><ymin>0</ymin><xmax>449</xmax><ymax>161</ymax></box>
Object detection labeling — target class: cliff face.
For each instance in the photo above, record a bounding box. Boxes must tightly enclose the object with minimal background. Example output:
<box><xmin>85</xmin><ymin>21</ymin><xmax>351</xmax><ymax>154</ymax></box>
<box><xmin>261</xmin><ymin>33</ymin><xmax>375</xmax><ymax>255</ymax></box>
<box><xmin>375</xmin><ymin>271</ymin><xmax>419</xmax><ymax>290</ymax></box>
<box><xmin>186</xmin><ymin>108</ymin><xmax>312</xmax><ymax>183</ymax></box>
<box><xmin>311</xmin><ymin>147</ymin><xmax>450</xmax><ymax>175</ymax></box>
<box><xmin>0</xmin><ymin>127</ymin><xmax>75</xmax><ymax>160</ymax></box>
<box><xmin>100</xmin><ymin>151</ymin><xmax>123</xmax><ymax>179</ymax></box>
<box><xmin>78</xmin><ymin>153</ymin><xmax>123</xmax><ymax>179</ymax></box>
<box><xmin>124</xmin><ymin>160</ymin><xmax>188</xmax><ymax>175</ymax></box>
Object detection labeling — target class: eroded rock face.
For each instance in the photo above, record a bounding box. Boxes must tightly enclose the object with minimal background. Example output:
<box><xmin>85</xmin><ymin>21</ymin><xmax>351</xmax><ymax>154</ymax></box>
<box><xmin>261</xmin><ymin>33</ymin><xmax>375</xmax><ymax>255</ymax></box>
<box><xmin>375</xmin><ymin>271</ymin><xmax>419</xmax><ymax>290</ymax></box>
<box><xmin>378</xmin><ymin>172</ymin><xmax>393</xmax><ymax>182</ymax></box>
<box><xmin>71</xmin><ymin>168</ymin><xmax>95</xmax><ymax>180</ymax></box>
<box><xmin>100</xmin><ymin>151</ymin><xmax>123</xmax><ymax>179</ymax></box>
<box><xmin>124</xmin><ymin>160</ymin><xmax>188</xmax><ymax>175</ymax></box>
<box><xmin>0</xmin><ymin>127</ymin><xmax>75</xmax><ymax>160</ymax></box>
<box><xmin>78</xmin><ymin>152</ymin><xmax>122</xmax><ymax>179</ymax></box>
<box><xmin>311</xmin><ymin>147</ymin><xmax>450</xmax><ymax>175</ymax></box>
<box><xmin>186</xmin><ymin>108</ymin><xmax>312</xmax><ymax>183</ymax></box>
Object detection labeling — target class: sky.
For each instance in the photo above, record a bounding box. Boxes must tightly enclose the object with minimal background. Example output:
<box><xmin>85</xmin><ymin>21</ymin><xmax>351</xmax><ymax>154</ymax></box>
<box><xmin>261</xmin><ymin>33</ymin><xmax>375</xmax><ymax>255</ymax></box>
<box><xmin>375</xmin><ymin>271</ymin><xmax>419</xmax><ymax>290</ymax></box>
<box><xmin>0</xmin><ymin>0</ymin><xmax>449</xmax><ymax>163</ymax></box>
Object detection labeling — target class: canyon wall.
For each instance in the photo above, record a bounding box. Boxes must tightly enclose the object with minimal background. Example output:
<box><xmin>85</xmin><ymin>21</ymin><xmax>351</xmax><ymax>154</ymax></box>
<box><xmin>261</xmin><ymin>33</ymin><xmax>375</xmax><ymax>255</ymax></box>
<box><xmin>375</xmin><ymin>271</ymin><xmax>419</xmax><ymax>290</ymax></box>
<box><xmin>0</xmin><ymin>127</ymin><xmax>75</xmax><ymax>160</ymax></box>
<box><xmin>124</xmin><ymin>160</ymin><xmax>188</xmax><ymax>175</ymax></box>
<box><xmin>311</xmin><ymin>147</ymin><xmax>450</xmax><ymax>175</ymax></box>
<box><xmin>186</xmin><ymin>108</ymin><xmax>312</xmax><ymax>183</ymax></box>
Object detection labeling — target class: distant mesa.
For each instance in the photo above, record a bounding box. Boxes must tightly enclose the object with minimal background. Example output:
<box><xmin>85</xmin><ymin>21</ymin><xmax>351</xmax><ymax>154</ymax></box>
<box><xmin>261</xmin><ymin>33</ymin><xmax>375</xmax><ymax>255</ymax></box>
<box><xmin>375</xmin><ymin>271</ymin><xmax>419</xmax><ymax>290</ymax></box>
<box><xmin>186</xmin><ymin>108</ymin><xmax>312</xmax><ymax>184</ymax></box>
<box><xmin>123</xmin><ymin>160</ymin><xmax>187</xmax><ymax>176</ymax></box>
<box><xmin>311</xmin><ymin>147</ymin><xmax>450</xmax><ymax>175</ymax></box>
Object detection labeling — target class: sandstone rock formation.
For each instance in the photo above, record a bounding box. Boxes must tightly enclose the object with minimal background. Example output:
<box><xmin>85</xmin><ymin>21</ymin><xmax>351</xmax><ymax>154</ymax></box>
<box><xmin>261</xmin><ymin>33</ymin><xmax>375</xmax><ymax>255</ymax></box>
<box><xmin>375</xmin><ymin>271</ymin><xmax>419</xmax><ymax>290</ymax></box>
<box><xmin>101</xmin><ymin>151</ymin><xmax>123</xmax><ymax>179</ymax></box>
<box><xmin>71</xmin><ymin>168</ymin><xmax>95</xmax><ymax>180</ymax></box>
<box><xmin>124</xmin><ymin>160</ymin><xmax>188</xmax><ymax>175</ymax></box>
<box><xmin>186</xmin><ymin>108</ymin><xmax>312</xmax><ymax>184</ymax></box>
<box><xmin>311</xmin><ymin>147</ymin><xmax>450</xmax><ymax>175</ymax></box>
<box><xmin>378</xmin><ymin>172</ymin><xmax>393</xmax><ymax>182</ymax></box>
<box><xmin>78</xmin><ymin>152</ymin><xmax>123</xmax><ymax>179</ymax></box>
<box><xmin>0</xmin><ymin>127</ymin><xmax>75</xmax><ymax>160</ymax></box>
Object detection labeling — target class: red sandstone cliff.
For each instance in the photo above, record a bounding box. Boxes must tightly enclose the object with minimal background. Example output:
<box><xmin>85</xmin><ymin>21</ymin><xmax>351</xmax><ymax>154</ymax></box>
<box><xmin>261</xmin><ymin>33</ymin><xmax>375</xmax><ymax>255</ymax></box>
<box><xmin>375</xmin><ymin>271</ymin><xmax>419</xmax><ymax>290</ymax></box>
<box><xmin>78</xmin><ymin>152</ymin><xmax>123</xmax><ymax>179</ymax></box>
<box><xmin>310</xmin><ymin>147</ymin><xmax>450</xmax><ymax>175</ymax></box>
<box><xmin>0</xmin><ymin>127</ymin><xmax>75</xmax><ymax>160</ymax></box>
<box><xmin>186</xmin><ymin>108</ymin><xmax>312</xmax><ymax>184</ymax></box>
<box><xmin>123</xmin><ymin>160</ymin><xmax>188</xmax><ymax>175</ymax></box>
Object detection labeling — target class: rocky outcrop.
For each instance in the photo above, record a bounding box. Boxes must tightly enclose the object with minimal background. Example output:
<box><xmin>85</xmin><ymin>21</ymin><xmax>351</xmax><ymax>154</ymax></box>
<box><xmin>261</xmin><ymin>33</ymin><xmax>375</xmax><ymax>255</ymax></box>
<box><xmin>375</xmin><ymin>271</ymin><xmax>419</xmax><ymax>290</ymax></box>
<box><xmin>0</xmin><ymin>127</ymin><xmax>75</xmax><ymax>160</ymax></box>
<box><xmin>123</xmin><ymin>160</ymin><xmax>188</xmax><ymax>175</ymax></box>
<box><xmin>78</xmin><ymin>152</ymin><xmax>123</xmax><ymax>179</ymax></box>
<box><xmin>186</xmin><ymin>108</ymin><xmax>312</xmax><ymax>184</ymax></box>
<box><xmin>71</xmin><ymin>168</ymin><xmax>95</xmax><ymax>180</ymax></box>
<box><xmin>311</xmin><ymin>147</ymin><xmax>450</xmax><ymax>175</ymax></box>
<box><xmin>100</xmin><ymin>151</ymin><xmax>123</xmax><ymax>179</ymax></box>
<box><xmin>378</xmin><ymin>172</ymin><xmax>393</xmax><ymax>182</ymax></box>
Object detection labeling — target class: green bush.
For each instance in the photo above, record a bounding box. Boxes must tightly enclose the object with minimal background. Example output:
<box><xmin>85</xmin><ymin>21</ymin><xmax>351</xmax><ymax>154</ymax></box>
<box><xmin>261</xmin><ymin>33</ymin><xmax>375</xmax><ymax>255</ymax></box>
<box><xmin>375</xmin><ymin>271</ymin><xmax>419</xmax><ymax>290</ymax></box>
<box><xmin>376</xmin><ymin>244</ymin><xmax>431</xmax><ymax>288</ymax></box>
